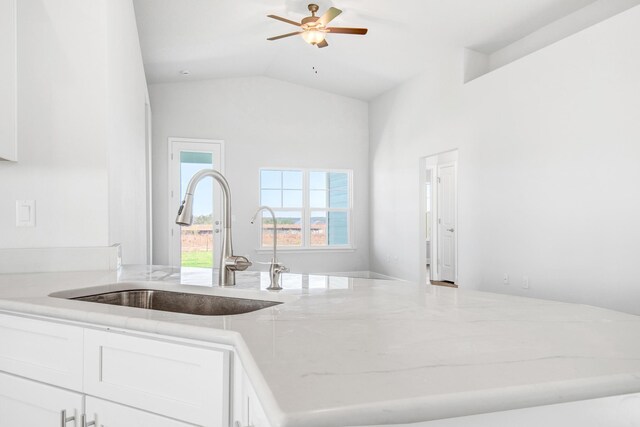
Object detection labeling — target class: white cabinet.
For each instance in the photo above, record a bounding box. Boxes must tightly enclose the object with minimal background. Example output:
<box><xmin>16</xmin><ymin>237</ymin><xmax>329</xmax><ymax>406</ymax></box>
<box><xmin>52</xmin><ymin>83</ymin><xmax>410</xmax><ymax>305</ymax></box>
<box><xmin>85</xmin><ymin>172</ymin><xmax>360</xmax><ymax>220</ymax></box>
<box><xmin>0</xmin><ymin>0</ymin><xmax>17</xmax><ymax>161</ymax></box>
<box><xmin>0</xmin><ymin>371</ymin><xmax>83</xmax><ymax>426</ymax></box>
<box><xmin>0</xmin><ymin>372</ymin><xmax>196</xmax><ymax>427</ymax></box>
<box><xmin>0</xmin><ymin>313</ymin><xmax>84</xmax><ymax>390</ymax></box>
<box><xmin>84</xmin><ymin>328</ymin><xmax>230</xmax><ymax>427</ymax></box>
<box><xmin>85</xmin><ymin>396</ymin><xmax>196</xmax><ymax>427</ymax></box>
<box><xmin>232</xmin><ymin>358</ymin><xmax>272</xmax><ymax>427</ymax></box>
<box><xmin>0</xmin><ymin>312</ymin><xmax>244</xmax><ymax>427</ymax></box>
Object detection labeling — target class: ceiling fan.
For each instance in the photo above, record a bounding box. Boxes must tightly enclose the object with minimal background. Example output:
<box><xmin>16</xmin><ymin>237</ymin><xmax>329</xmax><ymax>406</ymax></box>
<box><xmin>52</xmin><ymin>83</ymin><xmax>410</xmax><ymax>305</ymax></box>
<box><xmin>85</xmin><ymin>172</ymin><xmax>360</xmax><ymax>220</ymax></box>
<box><xmin>267</xmin><ymin>4</ymin><xmax>368</xmax><ymax>48</ymax></box>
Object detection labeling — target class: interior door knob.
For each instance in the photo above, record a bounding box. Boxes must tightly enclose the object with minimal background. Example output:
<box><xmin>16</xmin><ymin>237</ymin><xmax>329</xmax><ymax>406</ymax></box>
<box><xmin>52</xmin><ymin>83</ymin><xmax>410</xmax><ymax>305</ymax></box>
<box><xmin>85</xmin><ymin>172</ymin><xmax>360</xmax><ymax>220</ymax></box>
<box><xmin>447</xmin><ymin>228</ymin><xmax>455</xmax><ymax>232</ymax></box>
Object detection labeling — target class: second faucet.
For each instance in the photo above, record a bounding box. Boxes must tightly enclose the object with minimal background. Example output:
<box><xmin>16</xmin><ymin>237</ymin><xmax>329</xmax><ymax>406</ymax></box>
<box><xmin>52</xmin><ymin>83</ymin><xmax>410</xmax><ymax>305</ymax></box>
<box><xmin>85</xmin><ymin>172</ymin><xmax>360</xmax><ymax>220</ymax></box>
<box><xmin>251</xmin><ymin>206</ymin><xmax>289</xmax><ymax>290</ymax></box>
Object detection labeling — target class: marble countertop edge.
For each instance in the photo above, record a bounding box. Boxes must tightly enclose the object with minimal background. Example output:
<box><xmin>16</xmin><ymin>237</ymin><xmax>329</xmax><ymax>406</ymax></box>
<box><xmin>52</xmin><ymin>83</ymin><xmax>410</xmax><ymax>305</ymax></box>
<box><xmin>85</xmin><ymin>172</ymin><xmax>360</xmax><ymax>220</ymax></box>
<box><xmin>277</xmin><ymin>372</ymin><xmax>640</xmax><ymax>427</ymax></box>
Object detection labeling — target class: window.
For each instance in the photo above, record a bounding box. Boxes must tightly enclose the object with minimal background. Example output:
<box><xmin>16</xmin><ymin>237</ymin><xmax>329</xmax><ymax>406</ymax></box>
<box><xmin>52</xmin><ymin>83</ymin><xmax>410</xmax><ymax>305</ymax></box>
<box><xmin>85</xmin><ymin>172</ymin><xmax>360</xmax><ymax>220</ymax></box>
<box><xmin>259</xmin><ymin>169</ymin><xmax>352</xmax><ymax>249</ymax></box>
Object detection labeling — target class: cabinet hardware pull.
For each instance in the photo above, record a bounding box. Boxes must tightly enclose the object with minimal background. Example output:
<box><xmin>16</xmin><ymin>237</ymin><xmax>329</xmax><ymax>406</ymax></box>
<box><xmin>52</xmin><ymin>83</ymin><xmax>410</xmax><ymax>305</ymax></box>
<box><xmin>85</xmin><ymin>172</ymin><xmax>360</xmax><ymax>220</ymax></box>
<box><xmin>60</xmin><ymin>410</ymin><xmax>75</xmax><ymax>427</ymax></box>
<box><xmin>81</xmin><ymin>414</ymin><xmax>97</xmax><ymax>427</ymax></box>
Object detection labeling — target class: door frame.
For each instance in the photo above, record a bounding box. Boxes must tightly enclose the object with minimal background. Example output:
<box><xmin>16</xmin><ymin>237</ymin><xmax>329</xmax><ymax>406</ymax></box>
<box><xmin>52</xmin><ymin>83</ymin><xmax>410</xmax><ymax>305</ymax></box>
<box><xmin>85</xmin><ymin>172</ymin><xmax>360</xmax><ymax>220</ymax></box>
<box><xmin>167</xmin><ymin>137</ymin><xmax>225</xmax><ymax>268</ymax></box>
<box><xmin>419</xmin><ymin>150</ymin><xmax>459</xmax><ymax>286</ymax></box>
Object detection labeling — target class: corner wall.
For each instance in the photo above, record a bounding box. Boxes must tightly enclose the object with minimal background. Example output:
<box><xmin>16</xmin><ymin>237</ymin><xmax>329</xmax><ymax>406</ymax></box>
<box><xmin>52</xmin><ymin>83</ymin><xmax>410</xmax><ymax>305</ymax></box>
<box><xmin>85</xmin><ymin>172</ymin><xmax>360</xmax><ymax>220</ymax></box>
<box><xmin>369</xmin><ymin>6</ymin><xmax>640</xmax><ymax>314</ymax></box>
<box><xmin>106</xmin><ymin>0</ymin><xmax>150</xmax><ymax>264</ymax></box>
<box><xmin>0</xmin><ymin>0</ymin><xmax>110</xmax><ymax>249</ymax></box>
<box><xmin>0</xmin><ymin>0</ymin><xmax>149</xmax><ymax>266</ymax></box>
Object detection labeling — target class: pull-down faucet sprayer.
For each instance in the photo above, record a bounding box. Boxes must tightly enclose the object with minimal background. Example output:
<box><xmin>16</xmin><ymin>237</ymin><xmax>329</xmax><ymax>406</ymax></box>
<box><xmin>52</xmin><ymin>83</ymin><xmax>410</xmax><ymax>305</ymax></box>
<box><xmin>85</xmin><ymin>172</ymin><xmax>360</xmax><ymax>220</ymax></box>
<box><xmin>176</xmin><ymin>169</ymin><xmax>251</xmax><ymax>286</ymax></box>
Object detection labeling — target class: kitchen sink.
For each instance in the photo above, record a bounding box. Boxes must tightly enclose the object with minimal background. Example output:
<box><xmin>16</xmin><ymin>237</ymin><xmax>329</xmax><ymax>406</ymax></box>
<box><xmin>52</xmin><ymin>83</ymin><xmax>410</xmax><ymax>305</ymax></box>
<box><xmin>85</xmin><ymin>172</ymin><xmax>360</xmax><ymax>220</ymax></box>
<box><xmin>68</xmin><ymin>289</ymin><xmax>282</xmax><ymax>316</ymax></box>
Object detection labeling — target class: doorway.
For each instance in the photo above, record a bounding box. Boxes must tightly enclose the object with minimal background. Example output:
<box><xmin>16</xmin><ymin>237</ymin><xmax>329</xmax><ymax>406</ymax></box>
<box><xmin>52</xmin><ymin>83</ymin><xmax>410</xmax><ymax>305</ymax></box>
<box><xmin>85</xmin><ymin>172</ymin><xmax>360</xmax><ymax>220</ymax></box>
<box><xmin>420</xmin><ymin>150</ymin><xmax>458</xmax><ymax>287</ymax></box>
<box><xmin>168</xmin><ymin>138</ymin><xmax>224</xmax><ymax>269</ymax></box>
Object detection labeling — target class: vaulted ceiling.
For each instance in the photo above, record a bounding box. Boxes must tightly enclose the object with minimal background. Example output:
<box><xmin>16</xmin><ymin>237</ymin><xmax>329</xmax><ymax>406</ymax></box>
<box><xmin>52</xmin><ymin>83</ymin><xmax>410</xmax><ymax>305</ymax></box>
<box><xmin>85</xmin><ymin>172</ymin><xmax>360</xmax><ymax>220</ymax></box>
<box><xmin>133</xmin><ymin>0</ymin><xmax>601</xmax><ymax>100</ymax></box>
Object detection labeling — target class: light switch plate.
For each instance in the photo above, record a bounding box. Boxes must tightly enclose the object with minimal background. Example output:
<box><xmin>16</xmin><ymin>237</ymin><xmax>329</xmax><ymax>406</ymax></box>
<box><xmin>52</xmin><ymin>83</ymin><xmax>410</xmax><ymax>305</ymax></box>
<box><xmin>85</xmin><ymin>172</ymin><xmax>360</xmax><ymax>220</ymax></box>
<box><xmin>16</xmin><ymin>200</ymin><xmax>35</xmax><ymax>227</ymax></box>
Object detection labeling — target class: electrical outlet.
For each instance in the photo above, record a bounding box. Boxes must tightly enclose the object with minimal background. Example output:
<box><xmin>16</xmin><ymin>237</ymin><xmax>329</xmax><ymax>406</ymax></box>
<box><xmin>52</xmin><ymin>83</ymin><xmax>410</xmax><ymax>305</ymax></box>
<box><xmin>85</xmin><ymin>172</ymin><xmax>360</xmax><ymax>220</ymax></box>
<box><xmin>503</xmin><ymin>273</ymin><xmax>509</xmax><ymax>285</ymax></box>
<box><xmin>522</xmin><ymin>276</ymin><xmax>530</xmax><ymax>289</ymax></box>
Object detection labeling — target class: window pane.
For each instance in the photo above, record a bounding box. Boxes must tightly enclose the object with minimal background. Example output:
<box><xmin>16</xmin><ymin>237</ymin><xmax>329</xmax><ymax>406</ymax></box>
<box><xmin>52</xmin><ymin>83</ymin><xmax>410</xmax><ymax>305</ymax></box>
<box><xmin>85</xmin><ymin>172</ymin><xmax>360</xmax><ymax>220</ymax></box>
<box><xmin>180</xmin><ymin>151</ymin><xmax>214</xmax><ymax>268</ymax></box>
<box><xmin>283</xmin><ymin>190</ymin><xmax>303</xmax><ymax>208</ymax></box>
<box><xmin>282</xmin><ymin>171</ymin><xmax>303</xmax><ymax>189</ymax></box>
<box><xmin>261</xmin><ymin>170</ymin><xmax>281</xmax><ymax>189</ymax></box>
<box><xmin>328</xmin><ymin>172</ymin><xmax>349</xmax><ymax>208</ymax></box>
<box><xmin>262</xmin><ymin>211</ymin><xmax>303</xmax><ymax>247</ymax></box>
<box><xmin>329</xmin><ymin>172</ymin><xmax>348</xmax><ymax>191</ymax></box>
<box><xmin>261</xmin><ymin>190</ymin><xmax>282</xmax><ymax>207</ymax></box>
<box><xmin>310</xmin><ymin>190</ymin><xmax>327</xmax><ymax>208</ymax></box>
<box><xmin>329</xmin><ymin>190</ymin><xmax>348</xmax><ymax>208</ymax></box>
<box><xmin>180</xmin><ymin>151</ymin><xmax>212</xmax><ymax>165</ymax></box>
<box><xmin>309</xmin><ymin>171</ymin><xmax>327</xmax><ymax>190</ymax></box>
<box><xmin>328</xmin><ymin>211</ymin><xmax>348</xmax><ymax>245</ymax></box>
<box><xmin>310</xmin><ymin>211</ymin><xmax>327</xmax><ymax>246</ymax></box>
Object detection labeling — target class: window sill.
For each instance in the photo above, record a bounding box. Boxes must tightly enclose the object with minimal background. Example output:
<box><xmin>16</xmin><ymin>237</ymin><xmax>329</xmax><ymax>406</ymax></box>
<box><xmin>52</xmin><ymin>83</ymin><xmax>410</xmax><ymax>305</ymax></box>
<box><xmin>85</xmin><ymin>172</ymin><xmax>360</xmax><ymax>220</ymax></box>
<box><xmin>254</xmin><ymin>247</ymin><xmax>356</xmax><ymax>254</ymax></box>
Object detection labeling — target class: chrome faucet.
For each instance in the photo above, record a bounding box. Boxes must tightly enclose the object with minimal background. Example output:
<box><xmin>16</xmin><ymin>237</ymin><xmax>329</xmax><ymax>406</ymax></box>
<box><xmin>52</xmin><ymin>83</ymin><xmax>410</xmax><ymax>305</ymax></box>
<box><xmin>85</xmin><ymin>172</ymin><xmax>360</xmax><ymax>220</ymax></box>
<box><xmin>250</xmin><ymin>206</ymin><xmax>289</xmax><ymax>290</ymax></box>
<box><xmin>176</xmin><ymin>169</ymin><xmax>251</xmax><ymax>286</ymax></box>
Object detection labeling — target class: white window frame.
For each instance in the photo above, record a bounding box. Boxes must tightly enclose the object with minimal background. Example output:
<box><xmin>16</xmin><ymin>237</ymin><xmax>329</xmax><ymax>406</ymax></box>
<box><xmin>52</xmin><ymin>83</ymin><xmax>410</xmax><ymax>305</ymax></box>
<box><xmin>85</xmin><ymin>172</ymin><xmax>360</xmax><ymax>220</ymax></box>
<box><xmin>257</xmin><ymin>167</ymin><xmax>355</xmax><ymax>252</ymax></box>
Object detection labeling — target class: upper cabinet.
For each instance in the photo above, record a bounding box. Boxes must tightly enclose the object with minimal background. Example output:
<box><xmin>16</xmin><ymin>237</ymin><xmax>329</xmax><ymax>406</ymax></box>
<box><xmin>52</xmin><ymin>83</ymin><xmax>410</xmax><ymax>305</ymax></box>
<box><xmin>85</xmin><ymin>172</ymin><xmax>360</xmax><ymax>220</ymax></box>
<box><xmin>0</xmin><ymin>0</ymin><xmax>17</xmax><ymax>161</ymax></box>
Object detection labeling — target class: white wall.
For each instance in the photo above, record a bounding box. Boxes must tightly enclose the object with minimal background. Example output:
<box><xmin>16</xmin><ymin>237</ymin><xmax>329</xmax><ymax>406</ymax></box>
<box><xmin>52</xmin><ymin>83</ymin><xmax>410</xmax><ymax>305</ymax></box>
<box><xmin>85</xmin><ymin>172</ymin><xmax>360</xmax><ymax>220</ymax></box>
<box><xmin>0</xmin><ymin>0</ymin><xmax>110</xmax><ymax>249</ymax></box>
<box><xmin>149</xmin><ymin>77</ymin><xmax>370</xmax><ymax>274</ymax></box>
<box><xmin>106</xmin><ymin>0</ymin><xmax>150</xmax><ymax>264</ymax></box>
<box><xmin>0</xmin><ymin>0</ymin><xmax>17</xmax><ymax>161</ymax></box>
<box><xmin>369</xmin><ymin>6</ymin><xmax>640</xmax><ymax>314</ymax></box>
<box><xmin>0</xmin><ymin>0</ymin><xmax>148</xmax><ymax>266</ymax></box>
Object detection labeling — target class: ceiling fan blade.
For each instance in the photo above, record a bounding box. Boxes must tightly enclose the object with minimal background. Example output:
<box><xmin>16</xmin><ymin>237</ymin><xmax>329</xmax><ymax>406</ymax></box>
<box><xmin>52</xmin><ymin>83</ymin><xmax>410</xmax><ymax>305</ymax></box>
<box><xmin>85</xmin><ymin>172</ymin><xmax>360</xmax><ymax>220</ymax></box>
<box><xmin>267</xmin><ymin>15</ymin><xmax>301</xmax><ymax>27</ymax></box>
<box><xmin>317</xmin><ymin>39</ymin><xmax>329</xmax><ymax>48</ymax></box>
<box><xmin>327</xmin><ymin>27</ymin><xmax>368</xmax><ymax>35</ymax></box>
<box><xmin>267</xmin><ymin>31</ymin><xmax>302</xmax><ymax>41</ymax></box>
<box><xmin>318</xmin><ymin>7</ymin><xmax>342</xmax><ymax>27</ymax></box>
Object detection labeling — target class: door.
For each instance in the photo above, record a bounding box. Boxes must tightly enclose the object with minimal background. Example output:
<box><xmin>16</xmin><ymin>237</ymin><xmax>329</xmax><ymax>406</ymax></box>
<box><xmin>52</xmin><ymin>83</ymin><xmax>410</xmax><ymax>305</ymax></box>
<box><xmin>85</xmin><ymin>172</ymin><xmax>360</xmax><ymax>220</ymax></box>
<box><xmin>169</xmin><ymin>138</ymin><xmax>224</xmax><ymax>269</ymax></box>
<box><xmin>85</xmin><ymin>397</ymin><xmax>195</xmax><ymax>427</ymax></box>
<box><xmin>0</xmin><ymin>371</ymin><xmax>83</xmax><ymax>426</ymax></box>
<box><xmin>437</xmin><ymin>163</ymin><xmax>457</xmax><ymax>282</ymax></box>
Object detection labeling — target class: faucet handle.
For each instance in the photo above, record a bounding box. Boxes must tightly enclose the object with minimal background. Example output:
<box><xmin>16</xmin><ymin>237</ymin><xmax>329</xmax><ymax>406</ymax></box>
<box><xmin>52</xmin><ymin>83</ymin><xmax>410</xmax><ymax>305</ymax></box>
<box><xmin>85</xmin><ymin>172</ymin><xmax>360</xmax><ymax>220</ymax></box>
<box><xmin>274</xmin><ymin>263</ymin><xmax>289</xmax><ymax>274</ymax></box>
<box><xmin>226</xmin><ymin>256</ymin><xmax>252</xmax><ymax>271</ymax></box>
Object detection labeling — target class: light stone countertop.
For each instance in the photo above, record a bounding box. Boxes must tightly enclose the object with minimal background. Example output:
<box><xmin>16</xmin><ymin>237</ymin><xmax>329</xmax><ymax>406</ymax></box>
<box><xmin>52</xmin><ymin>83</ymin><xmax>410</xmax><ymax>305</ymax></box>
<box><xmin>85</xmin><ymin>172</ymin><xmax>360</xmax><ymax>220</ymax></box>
<box><xmin>1</xmin><ymin>265</ymin><xmax>640</xmax><ymax>427</ymax></box>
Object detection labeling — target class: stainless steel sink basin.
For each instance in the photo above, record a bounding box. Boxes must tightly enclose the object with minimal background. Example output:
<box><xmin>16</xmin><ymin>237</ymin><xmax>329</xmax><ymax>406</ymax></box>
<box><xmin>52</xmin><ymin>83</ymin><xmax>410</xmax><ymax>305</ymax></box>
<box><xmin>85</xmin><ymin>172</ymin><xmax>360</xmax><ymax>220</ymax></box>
<box><xmin>70</xmin><ymin>289</ymin><xmax>281</xmax><ymax>316</ymax></box>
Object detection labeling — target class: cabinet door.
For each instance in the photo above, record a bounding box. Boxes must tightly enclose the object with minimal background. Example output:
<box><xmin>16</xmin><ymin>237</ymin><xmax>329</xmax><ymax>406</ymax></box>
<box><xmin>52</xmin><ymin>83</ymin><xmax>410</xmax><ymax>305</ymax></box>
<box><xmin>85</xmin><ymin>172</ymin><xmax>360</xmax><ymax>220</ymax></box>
<box><xmin>84</xmin><ymin>329</ymin><xmax>230</xmax><ymax>427</ymax></box>
<box><xmin>85</xmin><ymin>396</ymin><xmax>196</xmax><ymax>427</ymax></box>
<box><xmin>0</xmin><ymin>313</ymin><xmax>84</xmax><ymax>391</ymax></box>
<box><xmin>232</xmin><ymin>360</ymin><xmax>272</xmax><ymax>427</ymax></box>
<box><xmin>0</xmin><ymin>371</ymin><xmax>83</xmax><ymax>426</ymax></box>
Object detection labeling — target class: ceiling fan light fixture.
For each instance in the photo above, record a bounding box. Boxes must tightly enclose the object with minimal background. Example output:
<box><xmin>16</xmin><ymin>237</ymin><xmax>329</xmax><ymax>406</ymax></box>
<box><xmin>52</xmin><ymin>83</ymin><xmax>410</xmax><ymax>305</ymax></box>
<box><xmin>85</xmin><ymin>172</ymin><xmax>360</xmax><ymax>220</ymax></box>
<box><xmin>301</xmin><ymin>28</ymin><xmax>326</xmax><ymax>45</ymax></box>
<box><xmin>267</xmin><ymin>4</ymin><xmax>366</xmax><ymax>48</ymax></box>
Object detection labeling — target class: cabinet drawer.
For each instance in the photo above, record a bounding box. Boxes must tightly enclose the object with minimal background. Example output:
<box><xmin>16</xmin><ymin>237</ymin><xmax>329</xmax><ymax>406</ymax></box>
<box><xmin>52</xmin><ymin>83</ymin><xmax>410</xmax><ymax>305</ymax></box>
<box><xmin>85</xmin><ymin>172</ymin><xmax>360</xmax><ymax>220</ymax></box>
<box><xmin>0</xmin><ymin>313</ymin><xmax>84</xmax><ymax>390</ymax></box>
<box><xmin>0</xmin><ymin>371</ymin><xmax>84</xmax><ymax>426</ymax></box>
<box><xmin>86</xmin><ymin>396</ymin><xmax>197</xmax><ymax>427</ymax></box>
<box><xmin>84</xmin><ymin>329</ymin><xmax>230</xmax><ymax>427</ymax></box>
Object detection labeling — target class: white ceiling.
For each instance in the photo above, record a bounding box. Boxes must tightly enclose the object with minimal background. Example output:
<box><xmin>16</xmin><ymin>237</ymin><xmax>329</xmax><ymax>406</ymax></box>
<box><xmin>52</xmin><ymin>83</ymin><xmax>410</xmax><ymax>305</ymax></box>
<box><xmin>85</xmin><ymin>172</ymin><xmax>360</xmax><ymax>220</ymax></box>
<box><xmin>133</xmin><ymin>0</ymin><xmax>600</xmax><ymax>100</ymax></box>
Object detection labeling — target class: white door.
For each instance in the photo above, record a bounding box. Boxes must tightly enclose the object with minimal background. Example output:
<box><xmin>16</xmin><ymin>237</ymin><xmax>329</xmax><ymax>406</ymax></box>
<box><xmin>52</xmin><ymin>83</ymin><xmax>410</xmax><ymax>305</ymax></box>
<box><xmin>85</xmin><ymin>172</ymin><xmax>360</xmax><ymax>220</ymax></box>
<box><xmin>437</xmin><ymin>163</ymin><xmax>457</xmax><ymax>283</ymax></box>
<box><xmin>85</xmin><ymin>396</ymin><xmax>194</xmax><ymax>427</ymax></box>
<box><xmin>0</xmin><ymin>371</ymin><xmax>83</xmax><ymax>426</ymax></box>
<box><xmin>169</xmin><ymin>138</ymin><xmax>224</xmax><ymax>269</ymax></box>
